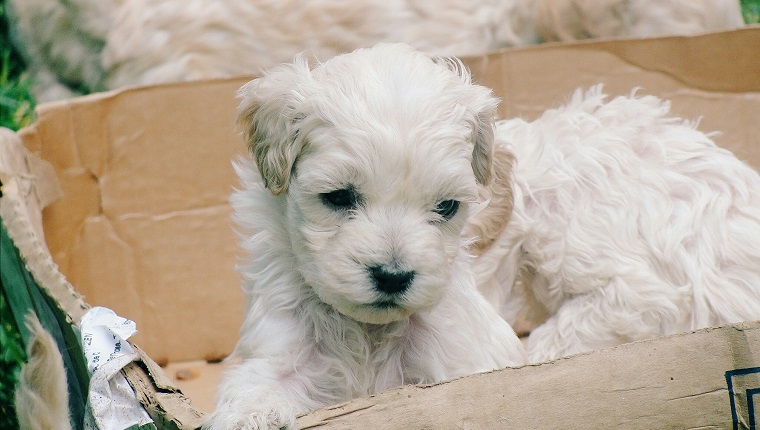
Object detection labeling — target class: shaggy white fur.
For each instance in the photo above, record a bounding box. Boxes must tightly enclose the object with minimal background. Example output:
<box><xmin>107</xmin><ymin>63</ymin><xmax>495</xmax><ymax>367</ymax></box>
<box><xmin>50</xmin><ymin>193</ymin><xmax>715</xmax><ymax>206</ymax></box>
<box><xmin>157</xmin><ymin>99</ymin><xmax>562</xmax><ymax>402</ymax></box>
<box><xmin>6</xmin><ymin>0</ymin><xmax>744</xmax><ymax>101</ymax></box>
<box><xmin>204</xmin><ymin>43</ymin><xmax>527</xmax><ymax>429</ymax></box>
<box><xmin>14</xmin><ymin>314</ymin><xmax>72</xmax><ymax>430</ymax></box>
<box><xmin>481</xmin><ymin>86</ymin><xmax>760</xmax><ymax>362</ymax></box>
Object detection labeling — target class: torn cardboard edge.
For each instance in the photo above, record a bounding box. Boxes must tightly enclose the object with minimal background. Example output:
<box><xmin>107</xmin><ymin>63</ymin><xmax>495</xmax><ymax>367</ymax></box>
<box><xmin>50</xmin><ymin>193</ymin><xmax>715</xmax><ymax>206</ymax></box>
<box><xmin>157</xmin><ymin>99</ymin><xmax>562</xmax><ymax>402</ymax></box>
<box><xmin>0</xmin><ymin>128</ymin><xmax>86</xmax><ymax>323</ymax></box>
<box><xmin>123</xmin><ymin>347</ymin><xmax>206</xmax><ymax>430</ymax></box>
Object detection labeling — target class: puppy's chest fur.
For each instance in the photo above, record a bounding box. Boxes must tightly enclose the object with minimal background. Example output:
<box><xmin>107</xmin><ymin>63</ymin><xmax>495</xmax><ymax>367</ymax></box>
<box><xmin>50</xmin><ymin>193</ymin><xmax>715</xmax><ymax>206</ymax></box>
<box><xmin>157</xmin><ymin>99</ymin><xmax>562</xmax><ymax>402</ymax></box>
<box><xmin>307</xmin><ymin>306</ymin><xmax>432</xmax><ymax>397</ymax></box>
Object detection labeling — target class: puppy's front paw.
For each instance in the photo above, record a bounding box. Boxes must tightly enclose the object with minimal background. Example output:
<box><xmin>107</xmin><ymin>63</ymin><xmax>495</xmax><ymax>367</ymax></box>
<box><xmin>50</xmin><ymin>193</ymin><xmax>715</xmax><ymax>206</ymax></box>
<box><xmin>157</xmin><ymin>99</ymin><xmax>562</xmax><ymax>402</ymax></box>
<box><xmin>203</xmin><ymin>401</ymin><xmax>298</xmax><ymax>430</ymax></box>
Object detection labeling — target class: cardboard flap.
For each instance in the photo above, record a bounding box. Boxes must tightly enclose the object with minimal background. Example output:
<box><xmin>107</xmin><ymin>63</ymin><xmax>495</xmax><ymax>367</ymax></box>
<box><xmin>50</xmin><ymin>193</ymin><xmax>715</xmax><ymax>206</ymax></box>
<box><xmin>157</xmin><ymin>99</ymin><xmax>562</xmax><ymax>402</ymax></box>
<box><xmin>297</xmin><ymin>321</ymin><xmax>760</xmax><ymax>429</ymax></box>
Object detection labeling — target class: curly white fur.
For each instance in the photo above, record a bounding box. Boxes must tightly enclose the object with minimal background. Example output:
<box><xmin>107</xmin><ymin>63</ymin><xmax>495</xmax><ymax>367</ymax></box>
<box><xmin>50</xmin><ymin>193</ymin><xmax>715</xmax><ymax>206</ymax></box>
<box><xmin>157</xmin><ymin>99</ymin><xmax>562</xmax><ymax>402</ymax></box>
<box><xmin>204</xmin><ymin>44</ymin><xmax>527</xmax><ymax>429</ymax></box>
<box><xmin>482</xmin><ymin>86</ymin><xmax>760</xmax><ymax>362</ymax></box>
<box><xmin>6</xmin><ymin>0</ymin><xmax>744</xmax><ymax>101</ymax></box>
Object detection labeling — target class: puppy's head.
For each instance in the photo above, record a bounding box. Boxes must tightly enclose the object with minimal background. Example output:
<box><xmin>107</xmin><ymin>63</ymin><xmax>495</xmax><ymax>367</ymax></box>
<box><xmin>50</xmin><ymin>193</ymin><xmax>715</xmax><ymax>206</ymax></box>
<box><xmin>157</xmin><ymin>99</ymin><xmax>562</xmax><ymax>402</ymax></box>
<box><xmin>237</xmin><ymin>43</ymin><xmax>499</xmax><ymax>324</ymax></box>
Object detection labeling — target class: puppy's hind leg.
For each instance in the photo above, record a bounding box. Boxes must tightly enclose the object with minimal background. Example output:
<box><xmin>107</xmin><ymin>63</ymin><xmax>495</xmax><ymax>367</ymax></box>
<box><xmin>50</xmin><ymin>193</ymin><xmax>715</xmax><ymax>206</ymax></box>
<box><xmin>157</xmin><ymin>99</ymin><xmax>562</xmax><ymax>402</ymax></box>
<box><xmin>525</xmin><ymin>274</ymin><xmax>688</xmax><ymax>362</ymax></box>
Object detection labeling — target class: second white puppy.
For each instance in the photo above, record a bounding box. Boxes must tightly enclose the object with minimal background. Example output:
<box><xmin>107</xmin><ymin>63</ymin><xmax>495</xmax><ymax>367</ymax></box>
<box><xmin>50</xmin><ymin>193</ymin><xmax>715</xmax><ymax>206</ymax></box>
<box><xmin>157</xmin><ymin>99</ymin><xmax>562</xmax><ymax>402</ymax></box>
<box><xmin>204</xmin><ymin>44</ymin><xmax>527</xmax><ymax>429</ymax></box>
<box><xmin>481</xmin><ymin>86</ymin><xmax>760</xmax><ymax>362</ymax></box>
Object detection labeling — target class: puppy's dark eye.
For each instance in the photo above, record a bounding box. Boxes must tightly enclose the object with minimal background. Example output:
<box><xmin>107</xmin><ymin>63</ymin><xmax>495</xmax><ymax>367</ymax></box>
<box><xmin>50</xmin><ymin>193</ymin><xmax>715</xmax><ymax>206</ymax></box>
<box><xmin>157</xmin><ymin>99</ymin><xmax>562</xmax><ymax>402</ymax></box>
<box><xmin>320</xmin><ymin>188</ymin><xmax>359</xmax><ymax>210</ymax></box>
<box><xmin>433</xmin><ymin>199</ymin><xmax>460</xmax><ymax>221</ymax></box>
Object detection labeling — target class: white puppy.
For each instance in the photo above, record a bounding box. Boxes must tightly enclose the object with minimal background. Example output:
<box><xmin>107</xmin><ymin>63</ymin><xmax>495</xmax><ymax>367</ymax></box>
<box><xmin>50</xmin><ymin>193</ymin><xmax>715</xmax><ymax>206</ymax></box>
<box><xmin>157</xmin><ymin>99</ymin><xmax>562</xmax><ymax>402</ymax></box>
<box><xmin>204</xmin><ymin>43</ymin><xmax>527</xmax><ymax>429</ymax></box>
<box><xmin>479</xmin><ymin>86</ymin><xmax>760</xmax><ymax>362</ymax></box>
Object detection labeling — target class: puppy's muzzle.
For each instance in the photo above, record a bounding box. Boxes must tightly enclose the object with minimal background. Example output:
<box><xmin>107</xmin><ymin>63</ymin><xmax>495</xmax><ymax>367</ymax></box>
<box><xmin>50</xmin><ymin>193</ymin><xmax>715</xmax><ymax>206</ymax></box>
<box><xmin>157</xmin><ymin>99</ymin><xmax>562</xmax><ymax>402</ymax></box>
<box><xmin>369</xmin><ymin>265</ymin><xmax>415</xmax><ymax>296</ymax></box>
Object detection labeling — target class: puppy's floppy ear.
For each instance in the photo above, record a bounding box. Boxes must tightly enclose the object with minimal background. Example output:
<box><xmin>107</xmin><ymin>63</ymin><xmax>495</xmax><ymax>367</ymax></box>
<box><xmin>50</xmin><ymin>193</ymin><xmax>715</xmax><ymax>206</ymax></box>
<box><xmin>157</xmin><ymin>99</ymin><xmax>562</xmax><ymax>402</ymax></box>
<box><xmin>433</xmin><ymin>56</ymin><xmax>498</xmax><ymax>185</ymax></box>
<box><xmin>470</xmin><ymin>106</ymin><xmax>496</xmax><ymax>185</ymax></box>
<box><xmin>236</xmin><ymin>56</ymin><xmax>313</xmax><ymax>195</ymax></box>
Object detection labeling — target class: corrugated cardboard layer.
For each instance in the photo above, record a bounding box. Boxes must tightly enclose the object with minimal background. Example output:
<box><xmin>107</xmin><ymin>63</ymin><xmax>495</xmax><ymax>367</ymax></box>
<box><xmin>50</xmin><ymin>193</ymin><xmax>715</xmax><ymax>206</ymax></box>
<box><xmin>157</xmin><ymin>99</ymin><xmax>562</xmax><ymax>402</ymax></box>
<box><xmin>19</xmin><ymin>28</ymin><xmax>760</xmax><ymax>369</ymax></box>
<box><xmin>298</xmin><ymin>321</ymin><xmax>760</xmax><ymax>429</ymax></box>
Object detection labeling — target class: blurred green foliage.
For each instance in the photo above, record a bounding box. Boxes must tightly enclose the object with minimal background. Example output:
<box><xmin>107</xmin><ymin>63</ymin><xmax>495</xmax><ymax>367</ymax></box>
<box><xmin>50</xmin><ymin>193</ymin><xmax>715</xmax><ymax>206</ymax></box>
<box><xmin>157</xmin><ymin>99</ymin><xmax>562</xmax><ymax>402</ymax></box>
<box><xmin>1</xmin><ymin>1</ymin><xmax>30</xmax><ymax>427</ymax></box>
<box><xmin>1</xmin><ymin>0</ymin><xmax>36</xmax><ymax>131</ymax></box>
<box><xmin>743</xmin><ymin>0</ymin><xmax>760</xmax><ymax>23</ymax></box>
<box><xmin>0</xmin><ymin>290</ymin><xmax>25</xmax><ymax>430</ymax></box>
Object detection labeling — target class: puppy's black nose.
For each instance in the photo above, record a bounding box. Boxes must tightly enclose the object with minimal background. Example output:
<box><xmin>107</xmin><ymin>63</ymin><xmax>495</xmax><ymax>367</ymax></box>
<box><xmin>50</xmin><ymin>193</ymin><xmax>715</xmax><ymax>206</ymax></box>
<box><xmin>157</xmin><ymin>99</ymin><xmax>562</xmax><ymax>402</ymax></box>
<box><xmin>369</xmin><ymin>266</ymin><xmax>415</xmax><ymax>295</ymax></box>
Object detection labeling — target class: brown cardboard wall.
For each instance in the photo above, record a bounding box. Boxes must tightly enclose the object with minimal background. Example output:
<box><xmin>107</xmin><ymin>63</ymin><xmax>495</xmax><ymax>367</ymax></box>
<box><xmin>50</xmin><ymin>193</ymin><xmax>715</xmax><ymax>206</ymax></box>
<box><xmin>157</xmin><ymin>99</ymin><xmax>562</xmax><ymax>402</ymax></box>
<box><xmin>20</xmin><ymin>79</ymin><xmax>251</xmax><ymax>363</ymax></box>
<box><xmin>464</xmin><ymin>29</ymin><xmax>760</xmax><ymax>163</ymax></box>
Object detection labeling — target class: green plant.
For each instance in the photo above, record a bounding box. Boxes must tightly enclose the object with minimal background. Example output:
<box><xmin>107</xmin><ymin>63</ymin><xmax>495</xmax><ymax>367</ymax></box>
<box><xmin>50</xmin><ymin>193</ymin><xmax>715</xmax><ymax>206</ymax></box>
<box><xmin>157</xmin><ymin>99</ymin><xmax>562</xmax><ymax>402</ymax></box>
<box><xmin>1</xmin><ymin>2</ymin><xmax>31</xmax><ymax>428</ymax></box>
<box><xmin>0</xmin><ymin>0</ymin><xmax>36</xmax><ymax>131</ymax></box>
<box><xmin>0</xmin><ymin>290</ymin><xmax>25</xmax><ymax>430</ymax></box>
<box><xmin>743</xmin><ymin>0</ymin><xmax>760</xmax><ymax>24</ymax></box>
<box><xmin>0</xmin><ymin>51</ymin><xmax>36</xmax><ymax>131</ymax></box>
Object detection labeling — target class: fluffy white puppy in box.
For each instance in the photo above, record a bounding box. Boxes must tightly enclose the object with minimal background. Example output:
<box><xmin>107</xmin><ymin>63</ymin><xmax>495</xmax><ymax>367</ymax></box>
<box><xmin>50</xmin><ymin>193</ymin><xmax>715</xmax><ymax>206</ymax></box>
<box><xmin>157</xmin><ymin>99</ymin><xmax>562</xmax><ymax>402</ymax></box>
<box><xmin>477</xmin><ymin>86</ymin><xmax>760</xmax><ymax>362</ymax></box>
<box><xmin>205</xmin><ymin>43</ymin><xmax>527</xmax><ymax>429</ymax></box>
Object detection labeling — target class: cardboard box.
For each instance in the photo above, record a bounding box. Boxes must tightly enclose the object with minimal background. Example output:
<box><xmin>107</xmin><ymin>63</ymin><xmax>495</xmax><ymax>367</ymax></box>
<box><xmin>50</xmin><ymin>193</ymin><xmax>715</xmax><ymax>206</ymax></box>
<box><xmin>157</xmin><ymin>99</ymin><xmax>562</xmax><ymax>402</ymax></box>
<box><xmin>6</xmin><ymin>27</ymin><xmax>760</xmax><ymax>428</ymax></box>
